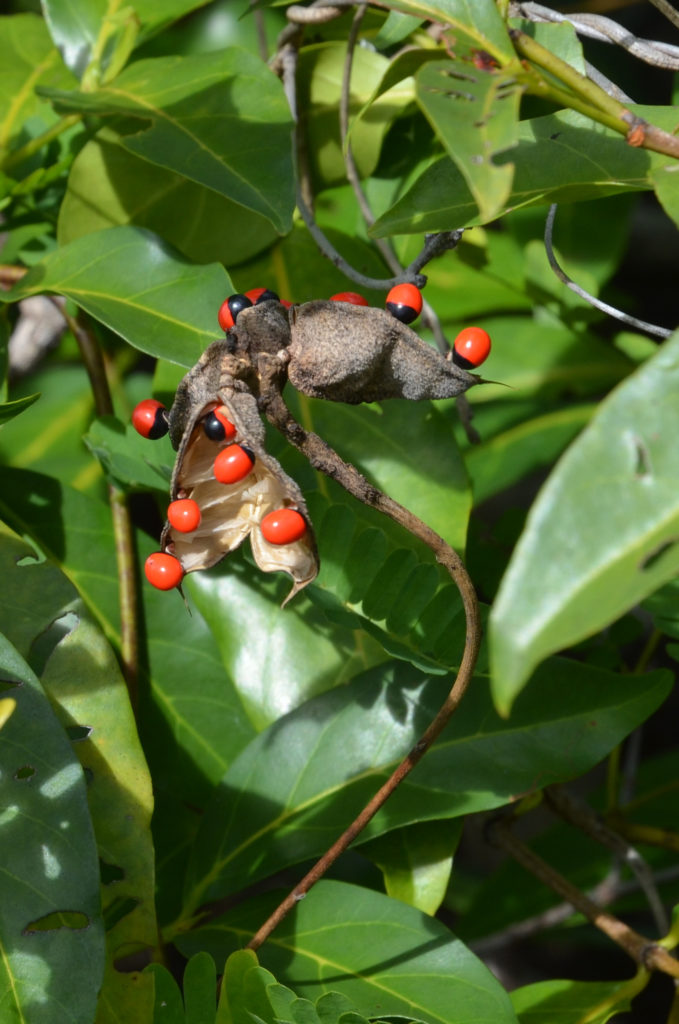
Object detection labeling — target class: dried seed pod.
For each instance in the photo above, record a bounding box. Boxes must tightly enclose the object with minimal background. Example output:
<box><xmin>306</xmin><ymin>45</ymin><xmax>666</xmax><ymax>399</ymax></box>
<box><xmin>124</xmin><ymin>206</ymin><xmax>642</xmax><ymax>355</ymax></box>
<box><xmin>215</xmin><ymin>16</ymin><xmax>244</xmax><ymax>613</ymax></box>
<box><xmin>285</xmin><ymin>300</ymin><xmax>479</xmax><ymax>404</ymax></box>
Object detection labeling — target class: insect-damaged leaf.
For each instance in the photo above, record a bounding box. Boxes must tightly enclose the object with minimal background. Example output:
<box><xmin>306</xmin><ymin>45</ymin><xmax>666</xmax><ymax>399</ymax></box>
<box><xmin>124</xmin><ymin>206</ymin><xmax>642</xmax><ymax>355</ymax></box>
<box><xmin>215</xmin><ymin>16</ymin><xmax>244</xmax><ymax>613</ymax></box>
<box><xmin>0</xmin><ymin>633</ymin><xmax>104</xmax><ymax>1024</ymax></box>
<box><xmin>415</xmin><ymin>58</ymin><xmax>522</xmax><ymax>224</ymax></box>
<box><xmin>490</xmin><ymin>328</ymin><xmax>679</xmax><ymax>713</ymax></box>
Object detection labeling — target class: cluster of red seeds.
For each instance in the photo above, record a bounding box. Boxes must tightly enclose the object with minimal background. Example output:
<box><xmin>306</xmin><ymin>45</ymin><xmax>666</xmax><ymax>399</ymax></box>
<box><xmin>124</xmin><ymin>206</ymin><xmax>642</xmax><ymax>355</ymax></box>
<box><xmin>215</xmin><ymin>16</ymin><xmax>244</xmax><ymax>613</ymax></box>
<box><xmin>132</xmin><ymin>284</ymin><xmax>492</xmax><ymax>590</ymax></box>
<box><xmin>132</xmin><ymin>387</ymin><xmax>308</xmax><ymax>590</ymax></box>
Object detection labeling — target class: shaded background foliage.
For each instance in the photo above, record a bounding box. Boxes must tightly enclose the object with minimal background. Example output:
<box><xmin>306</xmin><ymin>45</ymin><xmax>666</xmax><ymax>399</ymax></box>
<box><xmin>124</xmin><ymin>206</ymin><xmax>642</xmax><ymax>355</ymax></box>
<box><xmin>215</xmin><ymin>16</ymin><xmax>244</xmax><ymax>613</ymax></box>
<box><xmin>1</xmin><ymin>0</ymin><xmax>679</xmax><ymax>1022</ymax></box>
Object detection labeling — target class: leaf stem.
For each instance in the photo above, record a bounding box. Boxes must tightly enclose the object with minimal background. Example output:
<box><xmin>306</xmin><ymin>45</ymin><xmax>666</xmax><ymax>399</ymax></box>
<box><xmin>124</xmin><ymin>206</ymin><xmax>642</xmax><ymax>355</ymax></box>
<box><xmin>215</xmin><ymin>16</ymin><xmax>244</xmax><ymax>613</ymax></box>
<box><xmin>1</xmin><ymin>115</ymin><xmax>83</xmax><ymax>173</ymax></box>
<box><xmin>511</xmin><ymin>28</ymin><xmax>679</xmax><ymax>158</ymax></box>
<box><xmin>50</xmin><ymin>297</ymin><xmax>139</xmax><ymax>711</ymax></box>
<box><xmin>490</xmin><ymin>817</ymin><xmax>679</xmax><ymax>978</ymax></box>
<box><xmin>244</xmin><ymin>384</ymin><xmax>481</xmax><ymax>950</ymax></box>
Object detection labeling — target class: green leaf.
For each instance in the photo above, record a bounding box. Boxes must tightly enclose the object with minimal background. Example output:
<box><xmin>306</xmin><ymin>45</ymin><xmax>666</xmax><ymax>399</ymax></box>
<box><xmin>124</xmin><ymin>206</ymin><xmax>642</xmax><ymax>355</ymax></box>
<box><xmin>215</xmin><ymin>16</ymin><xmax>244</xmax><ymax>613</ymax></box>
<box><xmin>651</xmin><ymin>161</ymin><xmax>679</xmax><ymax>231</ymax></box>
<box><xmin>0</xmin><ymin>468</ymin><xmax>256</xmax><ymax>810</ymax></box>
<box><xmin>297</xmin><ymin>396</ymin><xmax>471</xmax><ymax>552</ymax></box>
<box><xmin>58</xmin><ymin>130</ymin><xmax>278</xmax><ymax>265</ymax></box>
<box><xmin>41</xmin><ymin>0</ymin><xmax>211</xmax><ymax>78</ymax></box>
<box><xmin>41</xmin><ymin>615</ymin><xmax>158</xmax><ymax>1023</ymax></box>
<box><xmin>184</xmin><ymin>952</ymin><xmax>217</xmax><ymax>1024</ymax></box>
<box><xmin>490</xmin><ymin>328</ymin><xmax>679</xmax><ymax>713</ymax></box>
<box><xmin>371</xmin><ymin>109</ymin><xmax>656</xmax><ymax>234</ymax></box>
<box><xmin>416</xmin><ymin>58</ymin><xmax>522</xmax><ymax>223</ymax></box>
<box><xmin>84</xmin><ymin>414</ymin><xmax>173</xmax><ymax>491</ymax></box>
<box><xmin>383</xmin><ymin>0</ymin><xmax>514</xmax><ymax>61</ymax></box>
<box><xmin>465</xmin><ymin>403</ymin><xmax>595</xmax><ymax>504</ymax></box>
<box><xmin>179</xmin><ymin>881</ymin><xmax>519</xmax><ymax>1024</ymax></box>
<box><xmin>510</xmin><ymin>976</ymin><xmax>646</xmax><ymax>1024</ymax></box>
<box><xmin>0</xmin><ymin>14</ymin><xmax>76</xmax><ymax>158</ymax></box>
<box><xmin>0</xmin><ymin>631</ymin><xmax>105</xmax><ymax>1023</ymax></box>
<box><xmin>216</xmin><ymin>949</ymin><xmax>278</xmax><ymax>1024</ymax></box>
<box><xmin>44</xmin><ymin>50</ymin><xmax>295</xmax><ymax>231</ymax></box>
<box><xmin>297</xmin><ymin>43</ymin><xmax>401</xmax><ymax>188</ymax></box>
<box><xmin>0</xmin><ymin>392</ymin><xmax>40</xmax><ymax>425</ymax></box>
<box><xmin>1</xmin><ymin>225</ymin><xmax>231</xmax><ymax>367</ymax></box>
<box><xmin>0</xmin><ymin>365</ymin><xmax>101</xmax><ymax>494</ymax></box>
<box><xmin>362</xmin><ymin>819</ymin><xmax>462</xmax><ymax>915</ymax></box>
<box><xmin>186</xmin><ymin>564</ymin><xmax>381</xmax><ymax>734</ymax></box>
<box><xmin>0</xmin><ymin>523</ymin><xmax>157</xmax><ymax>1018</ymax></box>
<box><xmin>146</xmin><ymin>963</ymin><xmax>186</xmax><ymax>1023</ymax></box>
<box><xmin>177</xmin><ymin>659</ymin><xmax>670</xmax><ymax>918</ymax></box>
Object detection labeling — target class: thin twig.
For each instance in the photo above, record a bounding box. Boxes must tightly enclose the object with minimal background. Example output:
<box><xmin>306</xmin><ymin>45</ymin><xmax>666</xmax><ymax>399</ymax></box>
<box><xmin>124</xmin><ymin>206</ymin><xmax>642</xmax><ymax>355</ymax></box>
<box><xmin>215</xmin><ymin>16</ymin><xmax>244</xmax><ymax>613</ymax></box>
<box><xmin>50</xmin><ymin>297</ymin><xmax>139</xmax><ymax>711</ymax></box>
<box><xmin>545</xmin><ymin>785</ymin><xmax>669</xmax><ymax>935</ymax></box>
<box><xmin>607</xmin><ymin>819</ymin><xmax>679</xmax><ymax>855</ymax></box>
<box><xmin>511</xmin><ymin>3</ymin><xmax>679</xmax><ymax>70</ymax></box>
<box><xmin>245</xmin><ymin>386</ymin><xmax>481</xmax><ymax>950</ymax></box>
<box><xmin>473</xmin><ymin>865</ymin><xmax>679</xmax><ymax>955</ymax></box>
<box><xmin>490</xmin><ymin>817</ymin><xmax>679</xmax><ymax>978</ymax></box>
<box><xmin>649</xmin><ymin>0</ymin><xmax>679</xmax><ymax>34</ymax></box>
<box><xmin>544</xmin><ymin>205</ymin><xmax>673</xmax><ymax>339</ymax></box>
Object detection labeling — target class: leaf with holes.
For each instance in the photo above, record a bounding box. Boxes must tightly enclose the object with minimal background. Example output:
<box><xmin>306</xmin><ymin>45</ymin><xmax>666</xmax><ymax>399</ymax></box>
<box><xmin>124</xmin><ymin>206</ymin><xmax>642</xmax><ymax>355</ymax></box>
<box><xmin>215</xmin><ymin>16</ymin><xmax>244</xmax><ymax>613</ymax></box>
<box><xmin>0</xmin><ymin>632</ymin><xmax>105</xmax><ymax>1024</ymax></box>
<box><xmin>41</xmin><ymin>616</ymin><xmax>157</xmax><ymax>1023</ymax></box>
<box><xmin>490</xmin><ymin>328</ymin><xmax>679</xmax><ymax>713</ymax></box>
<box><xmin>415</xmin><ymin>58</ymin><xmax>522</xmax><ymax>224</ymax></box>
<box><xmin>371</xmin><ymin>109</ymin><xmax>662</xmax><ymax>235</ymax></box>
<box><xmin>0</xmin><ymin>525</ymin><xmax>157</xmax><ymax>1019</ymax></box>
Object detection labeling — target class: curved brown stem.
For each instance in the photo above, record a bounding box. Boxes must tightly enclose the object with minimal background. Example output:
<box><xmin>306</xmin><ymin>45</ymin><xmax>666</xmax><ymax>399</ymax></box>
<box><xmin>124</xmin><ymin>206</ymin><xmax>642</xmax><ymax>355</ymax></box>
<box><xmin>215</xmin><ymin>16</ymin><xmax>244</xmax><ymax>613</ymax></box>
<box><xmin>245</xmin><ymin>389</ymin><xmax>481</xmax><ymax>951</ymax></box>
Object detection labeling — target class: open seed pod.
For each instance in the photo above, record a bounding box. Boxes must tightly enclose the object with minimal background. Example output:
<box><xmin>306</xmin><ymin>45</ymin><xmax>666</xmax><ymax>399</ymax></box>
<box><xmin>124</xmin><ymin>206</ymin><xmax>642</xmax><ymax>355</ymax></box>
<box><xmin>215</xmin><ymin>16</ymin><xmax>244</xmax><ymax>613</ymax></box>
<box><xmin>160</xmin><ymin>371</ymin><xmax>318</xmax><ymax>602</ymax></box>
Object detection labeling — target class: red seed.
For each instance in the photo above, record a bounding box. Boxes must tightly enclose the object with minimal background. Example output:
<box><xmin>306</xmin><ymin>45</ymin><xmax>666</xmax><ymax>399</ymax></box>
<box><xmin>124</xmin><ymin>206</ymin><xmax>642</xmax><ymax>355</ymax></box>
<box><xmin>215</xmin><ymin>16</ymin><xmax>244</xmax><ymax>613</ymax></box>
<box><xmin>213</xmin><ymin>445</ymin><xmax>254</xmax><ymax>484</ymax></box>
<box><xmin>145</xmin><ymin>552</ymin><xmax>184</xmax><ymax>590</ymax></box>
<box><xmin>385</xmin><ymin>283</ymin><xmax>423</xmax><ymax>325</ymax></box>
<box><xmin>260</xmin><ymin>508</ymin><xmax>307</xmax><ymax>545</ymax></box>
<box><xmin>330</xmin><ymin>292</ymin><xmax>369</xmax><ymax>306</ymax></box>
<box><xmin>167</xmin><ymin>499</ymin><xmax>201</xmax><ymax>533</ymax></box>
<box><xmin>132</xmin><ymin>399</ymin><xmax>168</xmax><ymax>440</ymax></box>
<box><xmin>452</xmin><ymin>326</ymin><xmax>491</xmax><ymax>369</ymax></box>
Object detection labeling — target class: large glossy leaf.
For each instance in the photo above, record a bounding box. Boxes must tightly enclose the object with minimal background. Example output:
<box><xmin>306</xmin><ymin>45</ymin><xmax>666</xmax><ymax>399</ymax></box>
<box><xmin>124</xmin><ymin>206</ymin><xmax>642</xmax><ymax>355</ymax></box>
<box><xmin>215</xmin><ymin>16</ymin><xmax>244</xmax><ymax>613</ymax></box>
<box><xmin>490</xmin><ymin>328</ymin><xmax>679</xmax><ymax>714</ymax></box>
<box><xmin>415</xmin><ymin>58</ymin><xmax>522</xmax><ymax>223</ymax></box>
<box><xmin>176</xmin><ymin>658</ymin><xmax>670</xmax><ymax>919</ymax></box>
<box><xmin>178</xmin><ymin>881</ymin><xmax>519</xmax><ymax>1024</ymax></box>
<box><xmin>58</xmin><ymin>130</ymin><xmax>278</xmax><ymax>266</ymax></box>
<box><xmin>186</xmin><ymin>565</ymin><xmax>382</xmax><ymax>733</ymax></box>
<box><xmin>1</xmin><ymin>226</ymin><xmax>231</xmax><ymax>367</ymax></box>
<box><xmin>0</xmin><ymin>467</ymin><xmax>256</xmax><ymax>808</ymax></box>
<box><xmin>0</xmin><ymin>632</ymin><xmax>105</xmax><ymax>1024</ymax></box>
<box><xmin>43</xmin><ymin>50</ymin><xmax>294</xmax><ymax>232</ymax></box>
<box><xmin>371</xmin><ymin>109</ymin><xmax>657</xmax><ymax>234</ymax></box>
<box><xmin>41</xmin><ymin>616</ymin><xmax>157</xmax><ymax>1023</ymax></box>
<box><xmin>0</xmin><ymin>14</ymin><xmax>76</xmax><ymax>157</ymax></box>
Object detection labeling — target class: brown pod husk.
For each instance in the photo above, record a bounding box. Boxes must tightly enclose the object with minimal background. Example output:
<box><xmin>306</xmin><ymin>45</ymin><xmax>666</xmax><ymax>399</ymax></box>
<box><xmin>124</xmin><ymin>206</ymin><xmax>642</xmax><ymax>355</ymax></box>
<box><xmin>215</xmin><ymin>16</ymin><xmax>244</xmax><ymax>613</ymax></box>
<box><xmin>286</xmin><ymin>300</ymin><xmax>479</xmax><ymax>403</ymax></box>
